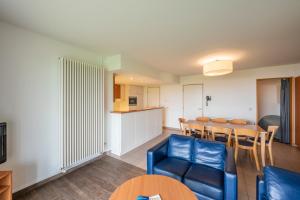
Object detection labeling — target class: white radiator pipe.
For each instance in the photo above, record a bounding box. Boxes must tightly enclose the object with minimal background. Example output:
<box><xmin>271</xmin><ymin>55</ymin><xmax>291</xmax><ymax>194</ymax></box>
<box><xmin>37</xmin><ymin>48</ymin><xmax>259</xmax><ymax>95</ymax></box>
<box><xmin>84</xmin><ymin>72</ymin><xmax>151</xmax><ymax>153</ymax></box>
<box><xmin>59</xmin><ymin>57</ymin><xmax>104</xmax><ymax>170</ymax></box>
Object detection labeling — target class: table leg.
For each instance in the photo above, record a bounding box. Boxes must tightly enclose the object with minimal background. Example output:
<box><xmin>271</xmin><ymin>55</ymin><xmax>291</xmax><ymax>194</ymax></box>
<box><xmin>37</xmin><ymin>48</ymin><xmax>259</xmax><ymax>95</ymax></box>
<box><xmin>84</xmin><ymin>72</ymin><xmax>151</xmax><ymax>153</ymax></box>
<box><xmin>260</xmin><ymin>132</ymin><xmax>266</xmax><ymax>168</ymax></box>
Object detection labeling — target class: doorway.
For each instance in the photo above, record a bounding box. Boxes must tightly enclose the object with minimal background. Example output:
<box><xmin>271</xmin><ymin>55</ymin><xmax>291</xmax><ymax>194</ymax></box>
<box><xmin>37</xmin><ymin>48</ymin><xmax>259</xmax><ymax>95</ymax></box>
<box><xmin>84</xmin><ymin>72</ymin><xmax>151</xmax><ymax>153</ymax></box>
<box><xmin>147</xmin><ymin>87</ymin><xmax>160</xmax><ymax>107</ymax></box>
<box><xmin>295</xmin><ymin>76</ymin><xmax>300</xmax><ymax>147</ymax></box>
<box><xmin>183</xmin><ymin>84</ymin><xmax>203</xmax><ymax>120</ymax></box>
<box><xmin>256</xmin><ymin>77</ymin><xmax>293</xmax><ymax>144</ymax></box>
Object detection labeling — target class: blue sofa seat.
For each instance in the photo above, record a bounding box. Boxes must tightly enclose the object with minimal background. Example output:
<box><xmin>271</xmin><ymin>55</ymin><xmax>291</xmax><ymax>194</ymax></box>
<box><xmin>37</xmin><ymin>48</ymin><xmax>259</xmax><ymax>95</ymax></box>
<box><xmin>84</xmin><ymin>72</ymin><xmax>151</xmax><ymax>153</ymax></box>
<box><xmin>257</xmin><ymin>166</ymin><xmax>300</xmax><ymax>200</ymax></box>
<box><xmin>147</xmin><ymin>134</ymin><xmax>237</xmax><ymax>200</ymax></box>
<box><xmin>184</xmin><ymin>164</ymin><xmax>224</xmax><ymax>200</ymax></box>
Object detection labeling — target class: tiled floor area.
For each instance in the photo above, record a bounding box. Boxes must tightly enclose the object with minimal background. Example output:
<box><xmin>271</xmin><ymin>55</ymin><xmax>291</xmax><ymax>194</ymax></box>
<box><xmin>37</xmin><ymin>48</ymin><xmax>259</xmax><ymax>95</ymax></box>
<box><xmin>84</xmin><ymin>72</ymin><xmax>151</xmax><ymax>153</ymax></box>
<box><xmin>109</xmin><ymin>128</ymin><xmax>300</xmax><ymax>200</ymax></box>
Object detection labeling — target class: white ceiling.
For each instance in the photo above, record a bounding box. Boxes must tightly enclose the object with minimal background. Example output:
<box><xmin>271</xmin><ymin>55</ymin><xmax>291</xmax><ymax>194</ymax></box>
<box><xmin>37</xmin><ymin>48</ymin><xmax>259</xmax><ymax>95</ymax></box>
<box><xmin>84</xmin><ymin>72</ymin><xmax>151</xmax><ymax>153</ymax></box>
<box><xmin>0</xmin><ymin>0</ymin><xmax>300</xmax><ymax>75</ymax></box>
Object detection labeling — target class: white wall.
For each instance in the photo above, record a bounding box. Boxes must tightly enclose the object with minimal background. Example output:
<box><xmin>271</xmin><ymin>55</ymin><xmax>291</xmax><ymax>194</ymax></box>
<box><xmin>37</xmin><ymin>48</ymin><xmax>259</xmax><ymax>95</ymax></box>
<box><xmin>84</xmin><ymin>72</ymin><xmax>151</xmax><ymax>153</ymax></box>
<box><xmin>257</xmin><ymin>79</ymin><xmax>281</xmax><ymax>119</ymax></box>
<box><xmin>0</xmin><ymin>22</ymin><xmax>100</xmax><ymax>192</ymax></box>
<box><xmin>161</xmin><ymin>63</ymin><xmax>300</xmax><ymax>129</ymax></box>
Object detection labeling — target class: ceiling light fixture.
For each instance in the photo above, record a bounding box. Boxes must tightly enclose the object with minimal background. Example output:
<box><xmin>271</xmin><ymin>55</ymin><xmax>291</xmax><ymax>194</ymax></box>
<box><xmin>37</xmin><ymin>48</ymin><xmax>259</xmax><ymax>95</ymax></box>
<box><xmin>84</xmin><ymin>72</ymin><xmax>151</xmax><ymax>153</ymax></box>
<box><xmin>203</xmin><ymin>60</ymin><xmax>233</xmax><ymax>76</ymax></box>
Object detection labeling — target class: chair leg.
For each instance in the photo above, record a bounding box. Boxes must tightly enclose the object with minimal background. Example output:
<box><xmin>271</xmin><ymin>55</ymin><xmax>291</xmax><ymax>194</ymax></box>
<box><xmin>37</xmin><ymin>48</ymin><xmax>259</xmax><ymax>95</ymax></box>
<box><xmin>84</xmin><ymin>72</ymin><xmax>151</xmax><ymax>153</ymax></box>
<box><xmin>201</xmin><ymin>131</ymin><xmax>206</xmax><ymax>139</ymax></box>
<box><xmin>249</xmin><ymin>150</ymin><xmax>253</xmax><ymax>161</ymax></box>
<box><xmin>206</xmin><ymin>131</ymin><xmax>210</xmax><ymax>140</ymax></box>
<box><xmin>268</xmin><ymin>145</ymin><xmax>274</xmax><ymax>166</ymax></box>
<box><xmin>235</xmin><ymin>147</ymin><xmax>239</xmax><ymax>163</ymax></box>
<box><xmin>226</xmin><ymin>141</ymin><xmax>231</xmax><ymax>148</ymax></box>
<box><xmin>227</xmin><ymin>139</ymin><xmax>231</xmax><ymax>147</ymax></box>
<box><xmin>253</xmin><ymin>148</ymin><xmax>260</xmax><ymax>171</ymax></box>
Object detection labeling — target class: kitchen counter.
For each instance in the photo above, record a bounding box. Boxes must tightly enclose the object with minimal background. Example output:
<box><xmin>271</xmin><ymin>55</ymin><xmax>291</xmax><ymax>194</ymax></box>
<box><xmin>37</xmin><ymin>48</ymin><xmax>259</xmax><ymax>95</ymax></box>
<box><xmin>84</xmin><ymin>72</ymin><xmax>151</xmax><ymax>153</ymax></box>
<box><xmin>110</xmin><ymin>107</ymin><xmax>163</xmax><ymax>156</ymax></box>
<box><xmin>110</xmin><ymin>107</ymin><xmax>164</xmax><ymax>114</ymax></box>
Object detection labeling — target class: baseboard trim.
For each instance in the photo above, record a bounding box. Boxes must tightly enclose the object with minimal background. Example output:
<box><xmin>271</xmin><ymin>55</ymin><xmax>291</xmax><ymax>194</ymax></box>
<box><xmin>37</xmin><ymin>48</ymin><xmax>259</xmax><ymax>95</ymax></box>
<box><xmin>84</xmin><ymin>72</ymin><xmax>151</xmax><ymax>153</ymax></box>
<box><xmin>13</xmin><ymin>153</ymin><xmax>106</xmax><ymax>198</ymax></box>
<box><xmin>163</xmin><ymin>126</ymin><xmax>180</xmax><ymax>131</ymax></box>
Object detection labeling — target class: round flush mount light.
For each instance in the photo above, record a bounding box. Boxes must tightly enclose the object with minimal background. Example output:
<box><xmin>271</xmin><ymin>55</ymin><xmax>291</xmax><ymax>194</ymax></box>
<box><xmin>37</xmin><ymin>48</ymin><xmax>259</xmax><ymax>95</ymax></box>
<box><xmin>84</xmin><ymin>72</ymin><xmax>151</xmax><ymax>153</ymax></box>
<box><xmin>203</xmin><ymin>60</ymin><xmax>233</xmax><ymax>76</ymax></box>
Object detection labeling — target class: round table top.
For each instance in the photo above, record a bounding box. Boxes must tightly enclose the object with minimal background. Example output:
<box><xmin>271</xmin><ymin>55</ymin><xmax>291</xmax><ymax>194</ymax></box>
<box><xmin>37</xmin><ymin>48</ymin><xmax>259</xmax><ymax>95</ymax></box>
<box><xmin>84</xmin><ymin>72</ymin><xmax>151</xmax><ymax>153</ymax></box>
<box><xmin>110</xmin><ymin>175</ymin><xmax>197</xmax><ymax>200</ymax></box>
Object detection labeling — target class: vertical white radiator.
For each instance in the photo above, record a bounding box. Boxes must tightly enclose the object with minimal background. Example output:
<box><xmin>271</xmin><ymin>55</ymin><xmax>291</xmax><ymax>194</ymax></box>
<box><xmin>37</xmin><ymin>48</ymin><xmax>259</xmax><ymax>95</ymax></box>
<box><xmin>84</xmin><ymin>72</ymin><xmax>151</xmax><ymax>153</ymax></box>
<box><xmin>59</xmin><ymin>57</ymin><xmax>104</xmax><ymax>170</ymax></box>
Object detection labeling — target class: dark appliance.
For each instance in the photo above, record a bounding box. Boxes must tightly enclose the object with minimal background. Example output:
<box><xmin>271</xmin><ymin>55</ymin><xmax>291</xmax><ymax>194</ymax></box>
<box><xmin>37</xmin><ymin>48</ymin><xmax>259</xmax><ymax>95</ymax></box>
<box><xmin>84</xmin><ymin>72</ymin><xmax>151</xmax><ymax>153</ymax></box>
<box><xmin>0</xmin><ymin>122</ymin><xmax>7</xmax><ymax>164</ymax></box>
<box><xmin>129</xmin><ymin>96</ymin><xmax>137</xmax><ymax>106</ymax></box>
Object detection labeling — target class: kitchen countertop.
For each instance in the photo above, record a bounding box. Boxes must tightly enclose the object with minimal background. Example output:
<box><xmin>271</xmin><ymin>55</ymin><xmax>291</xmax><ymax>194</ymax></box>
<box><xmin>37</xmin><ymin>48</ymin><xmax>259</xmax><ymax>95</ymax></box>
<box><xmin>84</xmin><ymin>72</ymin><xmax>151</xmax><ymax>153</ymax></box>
<box><xmin>110</xmin><ymin>107</ymin><xmax>164</xmax><ymax>114</ymax></box>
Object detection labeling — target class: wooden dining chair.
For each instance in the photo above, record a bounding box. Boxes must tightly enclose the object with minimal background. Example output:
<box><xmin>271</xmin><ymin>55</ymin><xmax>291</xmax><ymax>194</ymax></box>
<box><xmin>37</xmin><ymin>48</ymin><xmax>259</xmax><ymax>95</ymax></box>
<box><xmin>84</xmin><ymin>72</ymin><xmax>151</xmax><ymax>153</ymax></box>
<box><xmin>196</xmin><ymin>116</ymin><xmax>210</xmax><ymax>122</ymax></box>
<box><xmin>211</xmin><ymin>118</ymin><xmax>227</xmax><ymax>123</ymax></box>
<box><xmin>196</xmin><ymin>116</ymin><xmax>210</xmax><ymax>138</ymax></box>
<box><xmin>234</xmin><ymin>128</ymin><xmax>260</xmax><ymax>171</ymax></box>
<box><xmin>248</xmin><ymin>125</ymin><xmax>279</xmax><ymax>165</ymax></box>
<box><xmin>229</xmin><ymin>119</ymin><xmax>248</xmax><ymax>125</ymax></box>
<box><xmin>265</xmin><ymin>126</ymin><xmax>279</xmax><ymax>165</ymax></box>
<box><xmin>187</xmin><ymin>123</ymin><xmax>205</xmax><ymax>138</ymax></box>
<box><xmin>211</xmin><ymin>127</ymin><xmax>232</xmax><ymax>147</ymax></box>
<box><xmin>178</xmin><ymin>118</ymin><xmax>187</xmax><ymax>135</ymax></box>
<box><xmin>252</xmin><ymin>125</ymin><xmax>279</xmax><ymax>166</ymax></box>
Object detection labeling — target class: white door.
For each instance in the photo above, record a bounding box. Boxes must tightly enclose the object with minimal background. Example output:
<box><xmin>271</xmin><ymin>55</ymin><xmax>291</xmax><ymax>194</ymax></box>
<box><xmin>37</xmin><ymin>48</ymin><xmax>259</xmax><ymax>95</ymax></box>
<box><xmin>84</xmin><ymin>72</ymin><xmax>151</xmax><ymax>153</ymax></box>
<box><xmin>147</xmin><ymin>87</ymin><xmax>160</xmax><ymax>107</ymax></box>
<box><xmin>183</xmin><ymin>84</ymin><xmax>203</xmax><ymax>120</ymax></box>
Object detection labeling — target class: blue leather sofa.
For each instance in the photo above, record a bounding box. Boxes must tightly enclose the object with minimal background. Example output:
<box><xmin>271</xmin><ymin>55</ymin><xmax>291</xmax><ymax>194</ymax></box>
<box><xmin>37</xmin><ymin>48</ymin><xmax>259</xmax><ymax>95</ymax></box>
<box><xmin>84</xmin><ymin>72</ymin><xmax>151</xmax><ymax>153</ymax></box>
<box><xmin>147</xmin><ymin>134</ymin><xmax>237</xmax><ymax>200</ymax></box>
<box><xmin>257</xmin><ymin>166</ymin><xmax>300</xmax><ymax>200</ymax></box>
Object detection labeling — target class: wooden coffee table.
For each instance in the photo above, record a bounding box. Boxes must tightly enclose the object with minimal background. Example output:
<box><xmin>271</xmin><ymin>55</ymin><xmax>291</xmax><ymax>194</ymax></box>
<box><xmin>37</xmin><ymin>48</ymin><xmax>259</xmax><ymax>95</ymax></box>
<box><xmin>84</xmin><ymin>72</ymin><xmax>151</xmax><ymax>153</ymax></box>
<box><xmin>110</xmin><ymin>175</ymin><xmax>197</xmax><ymax>200</ymax></box>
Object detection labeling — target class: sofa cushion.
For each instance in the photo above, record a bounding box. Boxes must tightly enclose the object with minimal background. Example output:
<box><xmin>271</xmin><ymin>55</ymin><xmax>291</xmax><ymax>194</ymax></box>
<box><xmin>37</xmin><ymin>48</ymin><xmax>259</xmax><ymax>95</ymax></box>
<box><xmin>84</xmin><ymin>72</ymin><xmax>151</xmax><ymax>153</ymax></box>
<box><xmin>193</xmin><ymin>139</ymin><xmax>226</xmax><ymax>170</ymax></box>
<box><xmin>183</xmin><ymin>164</ymin><xmax>224</xmax><ymax>200</ymax></box>
<box><xmin>194</xmin><ymin>192</ymin><xmax>216</xmax><ymax>200</ymax></box>
<box><xmin>153</xmin><ymin>157</ymin><xmax>191</xmax><ymax>181</ymax></box>
<box><xmin>264</xmin><ymin>166</ymin><xmax>300</xmax><ymax>200</ymax></box>
<box><xmin>168</xmin><ymin>134</ymin><xmax>194</xmax><ymax>161</ymax></box>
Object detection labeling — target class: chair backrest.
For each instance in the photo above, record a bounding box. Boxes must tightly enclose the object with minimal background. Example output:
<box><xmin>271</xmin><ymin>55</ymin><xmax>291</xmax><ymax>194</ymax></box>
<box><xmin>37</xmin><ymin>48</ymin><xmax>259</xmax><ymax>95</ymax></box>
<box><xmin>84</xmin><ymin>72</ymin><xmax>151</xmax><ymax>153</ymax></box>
<box><xmin>212</xmin><ymin>118</ymin><xmax>227</xmax><ymax>123</ymax></box>
<box><xmin>211</xmin><ymin>126</ymin><xmax>232</xmax><ymax>140</ymax></box>
<box><xmin>230</xmin><ymin>119</ymin><xmax>247</xmax><ymax>125</ymax></box>
<box><xmin>234</xmin><ymin>128</ymin><xmax>258</xmax><ymax>147</ymax></box>
<box><xmin>168</xmin><ymin>134</ymin><xmax>194</xmax><ymax>162</ymax></box>
<box><xmin>193</xmin><ymin>139</ymin><xmax>226</xmax><ymax>170</ymax></box>
<box><xmin>179</xmin><ymin>117</ymin><xmax>186</xmax><ymax>123</ymax></box>
<box><xmin>178</xmin><ymin>117</ymin><xmax>187</xmax><ymax>134</ymax></box>
<box><xmin>181</xmin><ymin>122</ymin><xmax>189</xmax><ymax>135</ymax></box>
<box><xmin>196</xmin><ymin>116</ymin><xmax>210</xmax><ymax>122</ymax></box>
<box><xmin>188</xmin><ymin>123</ymin><xmax>205</xmax><ymax>136</ymax></box>
<box><xmin>267</xmin><ymin>125</ymin><xmax>279</xmax><ymax>143</ymax></box>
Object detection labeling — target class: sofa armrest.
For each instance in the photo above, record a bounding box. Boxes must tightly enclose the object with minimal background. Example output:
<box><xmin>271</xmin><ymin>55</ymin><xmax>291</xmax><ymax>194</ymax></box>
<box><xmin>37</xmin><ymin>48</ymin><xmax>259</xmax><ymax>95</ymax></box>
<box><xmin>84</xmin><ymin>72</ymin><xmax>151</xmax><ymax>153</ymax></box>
<box><xmin>224</xmin><ymin>147</ymin><xmax>237</xmax><ymax>200</ymax></box>
<box><xmin>147</xmin><ymin>138</ymin><xmax>168</xmax><ymax>174</ymax></box>
<box><xmin>256</xmin><ymin>175</ymin><xmax>265</xmax><ymax>200</ymax></box>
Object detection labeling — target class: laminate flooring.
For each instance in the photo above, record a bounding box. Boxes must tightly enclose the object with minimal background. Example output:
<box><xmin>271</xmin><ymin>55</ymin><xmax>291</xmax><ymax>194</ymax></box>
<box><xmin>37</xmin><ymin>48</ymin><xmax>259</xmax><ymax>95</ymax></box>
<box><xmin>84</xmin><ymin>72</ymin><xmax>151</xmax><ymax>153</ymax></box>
<box><xmin>14</xmin><ymin>156</ymin><xmax>145</xmax><ymax>200</ymax></box>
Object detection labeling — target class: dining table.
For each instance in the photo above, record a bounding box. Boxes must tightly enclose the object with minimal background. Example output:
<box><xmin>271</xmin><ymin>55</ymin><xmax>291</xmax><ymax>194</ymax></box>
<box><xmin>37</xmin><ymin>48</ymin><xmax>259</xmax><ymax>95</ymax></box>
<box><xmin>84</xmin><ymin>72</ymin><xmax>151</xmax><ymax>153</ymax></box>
<box><xmin>186</xmin><ymin>120</ymin><xmax>268</xmax><ymax>168</ymax></box>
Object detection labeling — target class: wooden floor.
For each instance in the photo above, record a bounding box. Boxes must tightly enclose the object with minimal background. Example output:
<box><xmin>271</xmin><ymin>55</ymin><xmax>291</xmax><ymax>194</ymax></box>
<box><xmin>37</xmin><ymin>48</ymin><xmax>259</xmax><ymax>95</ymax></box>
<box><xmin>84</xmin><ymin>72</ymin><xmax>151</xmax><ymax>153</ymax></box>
<box><xmin>14</xmin><ymin>156</ymin><xmax>145</xmax><ymax>200</ymax></box>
